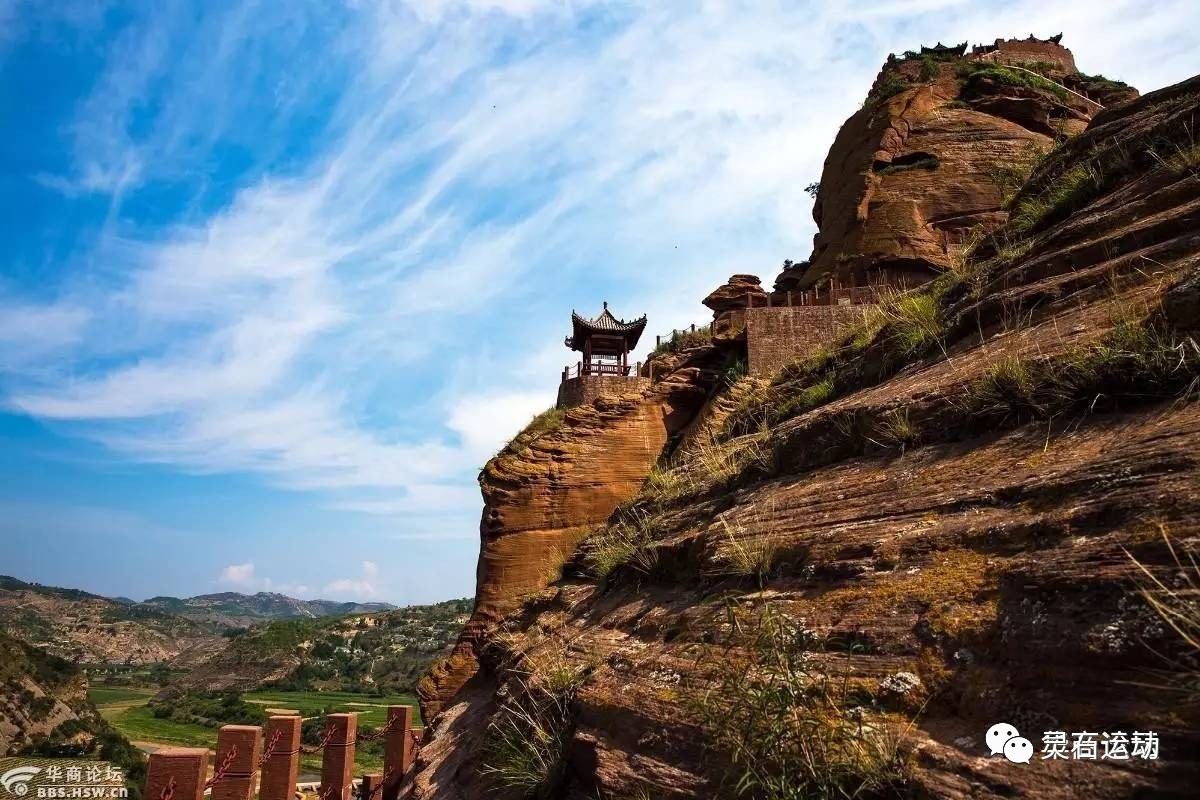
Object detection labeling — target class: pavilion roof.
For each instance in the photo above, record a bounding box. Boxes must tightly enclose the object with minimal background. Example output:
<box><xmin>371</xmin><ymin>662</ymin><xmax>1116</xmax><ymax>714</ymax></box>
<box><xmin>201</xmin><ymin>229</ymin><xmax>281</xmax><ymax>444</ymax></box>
<box><xmin>565</xmin><ymin>302</ymin><xmax>647</xmax><ymax>352</ymax></box>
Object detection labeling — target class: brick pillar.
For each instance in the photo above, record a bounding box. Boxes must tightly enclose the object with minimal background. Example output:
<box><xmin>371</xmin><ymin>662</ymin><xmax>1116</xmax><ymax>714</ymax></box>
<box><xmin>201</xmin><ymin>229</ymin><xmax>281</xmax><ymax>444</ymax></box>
<box><xmin>360</xmin><ymin>774</ymin><xmax>384</xmax><ymax>800</ymax></box>
<box><xmin>260</xmin><ymin>715</ymin><xmax>301</xmax><ymax>800</ymax></box>
<box><xmin>319</xmin><ymin>713</ymin><xmax>358</xmax><ymax>800</ymax></box>
<box><xmin>382</xmin><ymin>706</ymin><xmax>414</xmax><ymax>800</ymax></box>
<box><xmin>144</xmin><ymin>748</ymin><xmax>207</xmax><ymax>800</ymax></box>
<box><xmin>211</xmin><ymin>725</ymin><xmax>262</xmax><ymax>800</ymax></box>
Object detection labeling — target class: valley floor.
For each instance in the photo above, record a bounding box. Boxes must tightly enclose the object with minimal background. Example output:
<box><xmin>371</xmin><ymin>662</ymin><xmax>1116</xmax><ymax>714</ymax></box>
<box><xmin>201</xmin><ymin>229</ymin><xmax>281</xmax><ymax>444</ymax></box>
<box><xmin>89</xmin><ymin>685</ymin><xmax>421</xmax><ymax>775</ymax></box>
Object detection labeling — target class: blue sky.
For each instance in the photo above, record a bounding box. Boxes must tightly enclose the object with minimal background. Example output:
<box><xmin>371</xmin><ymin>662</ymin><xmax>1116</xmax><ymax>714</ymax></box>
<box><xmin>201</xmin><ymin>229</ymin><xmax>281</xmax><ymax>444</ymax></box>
<box><xmin>1</xmin><ymin>0</ymin><xmax>1197</xmax><ymax>606</ymax></box>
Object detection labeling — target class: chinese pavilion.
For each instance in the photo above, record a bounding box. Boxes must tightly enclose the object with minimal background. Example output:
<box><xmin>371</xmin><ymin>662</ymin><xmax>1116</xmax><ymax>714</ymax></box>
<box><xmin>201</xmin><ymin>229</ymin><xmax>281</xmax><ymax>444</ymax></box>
<box><xmin>564</xmin><ymin>302</ymin><xmax>647</xmax><ymax>376</ymax></box>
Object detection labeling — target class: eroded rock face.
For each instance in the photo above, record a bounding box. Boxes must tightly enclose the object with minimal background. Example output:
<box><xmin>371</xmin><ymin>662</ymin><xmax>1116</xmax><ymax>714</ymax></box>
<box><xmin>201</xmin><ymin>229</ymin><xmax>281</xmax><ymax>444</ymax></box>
<box><xmin>417</xmin><ymin>354</ymin><xmax>723</xmax><ymax>722</ymax></box>
<box><xmin>414</xmin><ymin>64</ymin><xmax>1200</xmax><ymax>799</ymax></box>
<box><xmin>799</xmin><ymin>36</ymin><xmax>1135</xmax><ymax>290</ymax></box>
<box><xmin>702</xmin><ymin>274</ymin><xmax>766</xmax><ymax>313</ymax></box>
<box><xmin>0</xmin><ymin>631</ymin><xmax>100</xmax><ymax>755</ymax></box>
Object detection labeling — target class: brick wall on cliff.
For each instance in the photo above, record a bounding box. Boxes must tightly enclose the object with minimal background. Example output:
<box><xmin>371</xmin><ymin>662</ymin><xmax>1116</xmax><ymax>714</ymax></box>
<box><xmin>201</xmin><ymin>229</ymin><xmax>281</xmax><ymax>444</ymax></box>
<box><xmin>746</xmin><ymin>305</ymin><xmax>869</xmax><ymax>376</ymax></box>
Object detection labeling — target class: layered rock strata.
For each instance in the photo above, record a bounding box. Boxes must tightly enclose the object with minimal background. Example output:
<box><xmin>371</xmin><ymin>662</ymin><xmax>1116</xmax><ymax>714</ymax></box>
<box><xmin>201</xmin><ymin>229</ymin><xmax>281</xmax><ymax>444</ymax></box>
<box><xmin>414</xmin><ymin>44</ymin><xmax>1199</xmax><ymax>800</ymax></box>
<box><xmin>798</xmin><ymin>36</ymin><xmax>1137</xmax><ymax>290</ymax></box>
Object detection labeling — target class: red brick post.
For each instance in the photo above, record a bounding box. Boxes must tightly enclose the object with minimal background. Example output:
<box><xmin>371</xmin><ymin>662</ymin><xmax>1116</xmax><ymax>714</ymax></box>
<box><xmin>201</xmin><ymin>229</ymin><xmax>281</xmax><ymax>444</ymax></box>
<box><xmin>319</xmin><ymin>713</ymin><xmax>358</xmax><ymax>800</ymax></box>
<box><xmin>259</xmin><ymin>716</ymin><xmax>301</xmax><ymax>800</ymax></box>
<box><xmin>144</xmin><ymin>748</ymin><xmax>208</xmax><ymax>800</ymax></box>
<box><xmin>382</xmin><ymin>706</ymin><xmax>414</xmax><ymax>800</ymax></box>
<box><xmin>360</xmin><ymin>774</ymin><xmax>384</xmax><ymax>800</ymax></box>
<box><xmin>211</xmin><ymin>725</ymin><xmax>262</xmax><ymax>800</ymax></box>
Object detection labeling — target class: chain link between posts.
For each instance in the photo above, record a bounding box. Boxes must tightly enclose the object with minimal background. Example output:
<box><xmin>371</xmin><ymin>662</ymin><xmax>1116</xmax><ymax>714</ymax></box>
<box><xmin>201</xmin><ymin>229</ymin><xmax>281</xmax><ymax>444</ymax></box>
<box><xmin>204</xmin><ymin>745</ymin><xmax>240</xmax><ymax>789</ymax></box>
<box><xmin>158</xmin><ymin>776</ymin><xmax>176</xmax><ymax>800</ymax></box>
<box><xmin>354</xmin><ymin>714</ymin><xmax>404</xmax><ymax>743</ymax></box>
<box><xmin>258</xmin><ymin>728</ymin><xmax>285</xmax><ymax>768</ymax></box>
<box><xmin>301</xmin><ymin>724</ymin><xmax>339</xmax><ymax>754</ymax></box>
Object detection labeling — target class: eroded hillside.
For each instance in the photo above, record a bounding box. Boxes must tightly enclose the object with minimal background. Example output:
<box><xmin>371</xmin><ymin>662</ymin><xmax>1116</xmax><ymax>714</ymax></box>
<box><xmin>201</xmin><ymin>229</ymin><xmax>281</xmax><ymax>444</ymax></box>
<box><xmin>0</xmin><ymin>576</ymin><xmax>225</xmax><ymax>667</ymax></box>
<box><xmin>414</xmin><ymin>45</ymin><xmax>1200</xmax><ymax>800</ymax></box>
<box><xmin>0</xmin><ymin>630</ymin><xmax>100</xmax><ymax>755</ymax></box>
<box><xmin>165</xmin><ymin>598</ymin><xmax>472</xmax><ymax>696</ymax></box>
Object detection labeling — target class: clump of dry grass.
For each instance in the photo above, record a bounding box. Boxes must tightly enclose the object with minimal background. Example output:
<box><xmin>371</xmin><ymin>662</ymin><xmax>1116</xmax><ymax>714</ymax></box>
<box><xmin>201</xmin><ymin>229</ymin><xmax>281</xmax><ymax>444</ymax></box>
<box><xmin>643</xmin><ymin>461</ymin><xmax>691</xmax><ymax>502</ymax></box>
<box><xmin>691</xmin><ymin>606</ymin><xmax>912</xmax><ymax>800</ymax></box>
<box><xmin>710</xmin><ymin>518</ymin><xmax>781</xmax><ymax>586</ymax></box>
<box><xmin>481</xmin><ymin>671</ymin><xmax>578</xmax><ymax>798</ymax></box>
<box><xmin>870</xmin><ymin>409</ymin><xmax>920</xmax><ymax>451</ymax></box>
<box><xmin>1127</xmin><ymin>528</ymin><xmax>1200</xmax><ymax>704</ymax></box>
<box><xmin>848</xmin><ymin>286</ymin><xmax>945</xmax><ymax>358</ymax></box>
<box><xmin>691</xmin><ymin>434</ymin><xmax>771</xmax><ymax>486</ymax></box>
<box><xmin>1149</xmin><ymin>120</ymin><xmax>1200</xmax><ymax>177</ymax></box>
<box><xmin>583</xmin><ymin>510</ymin><xmax>663</xmax><ymax>579</ymax></box>
<box><xmin>962</xmin><ymin>311</ymin><xmax>1199</xmax><ymax>422</ymax></box>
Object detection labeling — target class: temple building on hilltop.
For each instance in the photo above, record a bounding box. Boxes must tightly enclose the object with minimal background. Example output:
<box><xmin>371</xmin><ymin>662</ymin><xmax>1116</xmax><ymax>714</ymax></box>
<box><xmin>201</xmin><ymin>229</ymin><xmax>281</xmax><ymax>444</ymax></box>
<box><xmin>557</xmin><ymin>302</ymin><xmax>649</xmax><ymax>408</ymax></box>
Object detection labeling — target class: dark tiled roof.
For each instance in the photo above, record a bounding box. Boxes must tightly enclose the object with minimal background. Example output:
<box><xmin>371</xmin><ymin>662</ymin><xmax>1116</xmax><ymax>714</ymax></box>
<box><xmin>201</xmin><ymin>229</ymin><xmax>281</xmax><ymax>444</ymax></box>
<box><xmin>565</xmin><ymin>302</ymin><xmax>647</xmax><ymax>350</ymax></box>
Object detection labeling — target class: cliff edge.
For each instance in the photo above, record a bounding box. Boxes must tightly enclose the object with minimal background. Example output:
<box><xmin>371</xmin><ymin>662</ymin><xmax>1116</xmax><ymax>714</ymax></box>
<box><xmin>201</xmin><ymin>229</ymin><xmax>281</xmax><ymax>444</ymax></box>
<box><xmin>415</xmin><ymin>38</ymin><xmax>1199</xmax><ymax>800</ymax></box>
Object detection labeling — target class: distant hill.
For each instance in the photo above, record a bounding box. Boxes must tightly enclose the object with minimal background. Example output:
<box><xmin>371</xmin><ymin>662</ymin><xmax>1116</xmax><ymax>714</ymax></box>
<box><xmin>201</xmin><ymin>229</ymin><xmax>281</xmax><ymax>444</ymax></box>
<box><xmin>162</xmin><ymin>598</ymin><xmax>472</xmax><ymax>696</ymax></box>
<box><xmin>140</xmin><ymin>591</ymin><xmax>397</xmax><ymax>627</ymax></box>
<box><xmin>0</xmin><ymin>577</ymin><xmax>226</xmax><ymax>667</ymax></box>
<box><xmin>0</xmin><ymin>629</ymin><xmax>101</xmax><ymax>755</ymax></box>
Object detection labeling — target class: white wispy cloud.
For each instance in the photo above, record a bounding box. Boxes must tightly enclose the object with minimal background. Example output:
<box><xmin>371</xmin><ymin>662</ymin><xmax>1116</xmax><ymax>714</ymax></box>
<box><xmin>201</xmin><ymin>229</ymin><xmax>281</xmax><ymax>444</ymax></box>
<box><xmin>218</xmin><ymin>562</ymin><xmax>257</xmax><ymax>588</ymax></box>
<box><xmin>2</xmin><ymin>0</ymin><xmax>1198</xmax><ymax>540</ymax></box>
<box><xmin>322</xmin><ymin>560</ymin><xmax>380</xmax><ymax>599</ymax></box>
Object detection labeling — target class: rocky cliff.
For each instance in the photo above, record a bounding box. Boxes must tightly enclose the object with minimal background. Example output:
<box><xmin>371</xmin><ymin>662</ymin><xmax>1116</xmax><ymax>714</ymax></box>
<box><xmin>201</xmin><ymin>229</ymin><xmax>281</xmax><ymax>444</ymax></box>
<box><xmin>414</xmin><ymin>42</ymin><xmax>1199</xmax><ymax>800</ymax></box>
<box><xmin>786</xmin><ymin>36</ymin><xmax>1138</xmax><ymax>292</ymax></box>
<box><xmin>418</xmin><ymin>352</ymin><xmax>727</xmax><ymax>722</ymax></box>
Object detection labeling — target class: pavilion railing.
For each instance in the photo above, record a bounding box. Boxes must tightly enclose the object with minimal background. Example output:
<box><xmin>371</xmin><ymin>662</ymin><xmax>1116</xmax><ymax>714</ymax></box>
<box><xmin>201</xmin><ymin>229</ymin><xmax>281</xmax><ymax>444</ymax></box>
<box><xmin>561</xmin><ymin>361</ymin><xmax>642</xmax><ymax>381</ymax></box>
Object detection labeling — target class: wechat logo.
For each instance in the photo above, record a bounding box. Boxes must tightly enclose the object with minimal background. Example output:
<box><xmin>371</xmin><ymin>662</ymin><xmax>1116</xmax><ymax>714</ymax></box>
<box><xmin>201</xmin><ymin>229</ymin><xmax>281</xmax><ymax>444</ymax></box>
<box><xmin>1</xmin><ymin>767</ymin><xmax>42</xmax><ymax>797</ymax></box>
<box><xmin>986</xmin><ymin>722</ymin><xmax>1033</xmax><ymax>764</ymax></box>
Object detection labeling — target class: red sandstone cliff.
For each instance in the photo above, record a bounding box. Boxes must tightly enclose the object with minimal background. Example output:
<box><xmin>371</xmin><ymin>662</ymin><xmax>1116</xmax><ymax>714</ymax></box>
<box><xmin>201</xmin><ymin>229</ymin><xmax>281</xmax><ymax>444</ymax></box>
<box><xmin>417</xmin><ymin>350</ymin><xmax>726</xmax><ymax>722</ymax></box>
<box><xmin>792</xmin><ymin>36</ymin><xmax>1137</xmax><ymax>291</ymax></box>
<box><xmin>414</xmin><ymin>41</ymin><xmax>1199</xmax><ymax>800</ymax></box>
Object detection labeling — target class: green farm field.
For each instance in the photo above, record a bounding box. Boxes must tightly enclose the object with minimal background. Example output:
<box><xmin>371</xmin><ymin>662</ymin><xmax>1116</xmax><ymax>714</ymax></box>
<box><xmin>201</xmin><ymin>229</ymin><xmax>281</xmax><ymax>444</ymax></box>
<box><xmin>241</xmin><ymin>690</ymin><xmax>423</xmax><ymax>727</ymax></box>
<box><xmin>89</xmin><ymin>685</ymin><xmax>420</xmax><ymax>774</ymax></box>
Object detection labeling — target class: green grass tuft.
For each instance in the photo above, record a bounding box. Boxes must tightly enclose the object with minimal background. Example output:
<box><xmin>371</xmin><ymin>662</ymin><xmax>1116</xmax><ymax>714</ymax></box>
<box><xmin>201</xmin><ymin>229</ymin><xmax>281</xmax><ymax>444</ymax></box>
<box><xmin>962</xmin><ymin>314</ymin><xmax>1199</xmax><ymax>422</ymax></box>
<box><xmin>1009</xmin><ymin>160</ymin><xmax>1101</xmax><ymax>234</ymax></box>
<box><xmin>710</xmin><ymin>519</ymin><xmax>781</xmax><ymax>586</ymax></box>
<box><xmin>960</xmin><ymin>62</ymin><xmax>1069</xmax><ymax>102</ymax></box>
<box><xmin>481</xmin><ymin>674</ymin><xmax>577</xmax><ymax>798</ymax></box>
<box><xmin>691</xmin><ymin>607</ymin><xmax>912</xmax><ymax>800</ymax></box>
<box><xmin>583</xmin><ymin>510</ymin><xmax>664</xmax><ymax>579</ymax></box>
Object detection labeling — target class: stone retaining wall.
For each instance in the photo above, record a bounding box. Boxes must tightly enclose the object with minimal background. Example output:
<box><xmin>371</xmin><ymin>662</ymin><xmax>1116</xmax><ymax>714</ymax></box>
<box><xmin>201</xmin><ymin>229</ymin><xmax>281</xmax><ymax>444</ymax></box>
<box><xmin>746</xmin><ymin>305</ymin><xmax>870</xmax><ymax>377</ymax></box>
<box><xmin>557</xmin><ymin>375</ymin><xmax>651</xmax><ymax>408</ymax></box>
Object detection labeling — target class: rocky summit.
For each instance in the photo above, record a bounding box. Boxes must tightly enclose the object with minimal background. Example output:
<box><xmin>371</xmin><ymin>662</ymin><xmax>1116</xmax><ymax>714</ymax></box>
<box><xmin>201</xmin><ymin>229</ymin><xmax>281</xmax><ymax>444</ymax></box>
<box><xmin>414</xmin><ymin>38</ymin><xmax>1200</xmax><ymax>800</ymax></box>
<box><xmin>790</xmin><ymin>36</ymin><xmax>1138</xmax><ymax>292</ymax></box>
